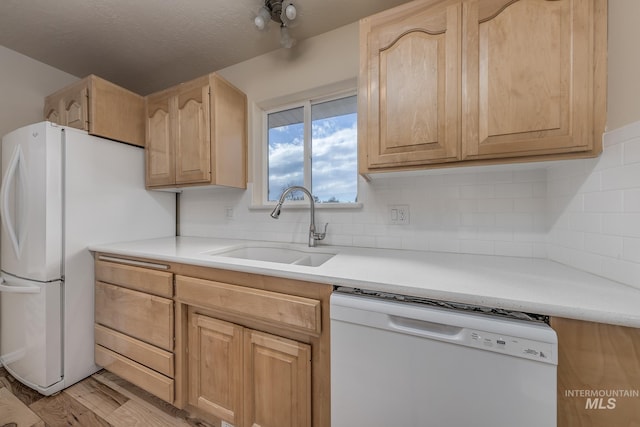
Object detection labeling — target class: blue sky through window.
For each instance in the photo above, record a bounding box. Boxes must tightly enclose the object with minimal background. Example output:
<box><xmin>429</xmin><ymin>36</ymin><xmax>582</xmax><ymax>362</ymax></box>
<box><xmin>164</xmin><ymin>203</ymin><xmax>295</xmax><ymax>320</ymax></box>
<box><xmin>311</xmin><ymin>113</ymin><xmax>357</xmax><ymax>203</ymax></box>
<box><xmin>267</xmin><ymin>96</ymin><xmax>357</xmax><ymax>203</ymax></box>
<box><xmin>268</xmin><ymin>121</ymin><xmax>304</xmax><ymax>200</ymax></box>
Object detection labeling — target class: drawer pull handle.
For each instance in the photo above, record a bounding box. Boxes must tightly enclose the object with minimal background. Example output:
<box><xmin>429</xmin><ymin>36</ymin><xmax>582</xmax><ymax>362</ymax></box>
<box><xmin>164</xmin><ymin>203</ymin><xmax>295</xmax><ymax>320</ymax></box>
<box><xmin>98</xmin><ymin>255</ymin><xmax>169</xmax><ymax>270</ymax></box>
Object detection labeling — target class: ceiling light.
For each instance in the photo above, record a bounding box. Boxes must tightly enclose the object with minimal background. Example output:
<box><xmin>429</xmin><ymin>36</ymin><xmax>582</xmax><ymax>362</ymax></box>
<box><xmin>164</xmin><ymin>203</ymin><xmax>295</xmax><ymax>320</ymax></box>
<box><xmin>254</xmin><ymin>6</ymin><xmax>271</xmax><ymax>31</ymax></box>
<box><xmin>253</xmin><ymin>0</ymin><xmax>298</xmax><ymax>48</ymax></box>
<box><xmin>280</xmin><ymin>25</ymin><xmax>295</xmax><ymax>49</ymax></box>
<box><xmin>284</xmin><ymin>4</ymin><xmax>297</xmax><ymax>21</ymax></box>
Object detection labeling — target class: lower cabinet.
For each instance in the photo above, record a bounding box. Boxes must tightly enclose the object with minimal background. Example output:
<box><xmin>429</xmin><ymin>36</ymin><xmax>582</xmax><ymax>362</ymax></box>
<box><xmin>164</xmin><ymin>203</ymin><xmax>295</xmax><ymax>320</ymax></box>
<box><xmin>551</xmin><ymin>317</ymin><xmax>640</xmax><ymax>426</ymax></box>
<box><xmin>175</xmin><ymin>273</ymin><xmax>329</xmax><ymax>427</ymax></box>
<box><xmin>92</xmin><ymin>253</ymin><xmax>335</xmax><ymax>427</ymax></box>
<box><xmin>94</xmin><ymin>257</ymin><xmax>175</xmax><ymax>403</ymax></box>
<box><xmin>95</xmin><ymin>252</ymin><xmax>640</xmax><ymax>427</ymax></box>
<box><xmin>188</xmin><ymin>311</ymin><xmax>311</xmax><ymax>427</ymax></box>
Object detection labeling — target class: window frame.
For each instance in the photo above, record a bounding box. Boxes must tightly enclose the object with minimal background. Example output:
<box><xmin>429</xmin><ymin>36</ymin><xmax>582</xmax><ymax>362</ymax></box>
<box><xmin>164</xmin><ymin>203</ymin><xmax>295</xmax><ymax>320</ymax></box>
<box><xmin>259</xmin><ymin>89</ymin><xmax>359</xmax><ymax>207</ymax></box>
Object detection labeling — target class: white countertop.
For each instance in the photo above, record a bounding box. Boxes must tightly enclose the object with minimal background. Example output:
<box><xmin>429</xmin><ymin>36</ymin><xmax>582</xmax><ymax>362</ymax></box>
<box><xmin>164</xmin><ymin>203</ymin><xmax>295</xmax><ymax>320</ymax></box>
<box><xmin>89</xmin><ymin>236</ymin><xmax>640</xmax><ymax>328</ymax></box>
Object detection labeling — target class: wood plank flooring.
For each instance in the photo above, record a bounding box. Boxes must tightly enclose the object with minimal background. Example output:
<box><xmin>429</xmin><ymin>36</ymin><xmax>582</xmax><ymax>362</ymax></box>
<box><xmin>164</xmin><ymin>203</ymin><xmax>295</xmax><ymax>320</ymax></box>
<box><xmin>0</xmin><ymin>367</ymin><xmax>217</xmax><ymax>427</ymax></box>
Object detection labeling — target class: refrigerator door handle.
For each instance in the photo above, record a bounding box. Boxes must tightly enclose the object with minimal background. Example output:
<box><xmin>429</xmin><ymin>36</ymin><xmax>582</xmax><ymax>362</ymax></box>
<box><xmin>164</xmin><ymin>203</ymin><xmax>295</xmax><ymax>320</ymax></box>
<box><xmin>0</xmin><ymin>144</ymin><xmax>28</xmax><ymax>258</ymax></box>
<box><xmin>0</xmin><ymin>277</ymin><xmax>41</xmax><ymax>294</ymax></box>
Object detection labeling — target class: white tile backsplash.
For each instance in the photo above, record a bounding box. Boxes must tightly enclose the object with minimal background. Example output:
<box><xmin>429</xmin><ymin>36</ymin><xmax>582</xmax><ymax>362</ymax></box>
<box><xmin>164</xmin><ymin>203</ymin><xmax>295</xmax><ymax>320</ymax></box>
<box><xmin>602</xmin><ymin>213</ymin><xmax>640</xmax><ymax>237</ymax></box>
<box><xmin>626</xmin><ymin>140</ymin><xmax>640</xmax><ymax>163</ymax></box>
<box><xmin>625</xmin><ymin>189</ymin><xmax>640</xmax><ymax>212</ymax></box>
<box><xmin>179</xmin><ymin>120</ymin><xmax>640</xmax><ymax>290</ymax></box>
<box><xmin>547</xmin><ymin>120</ymin><xmax>640</xmax><ymax>289</ymax></box>
<box><xmin>583</xmin><ymin>232</ymin><xmax>623</xmax><ymax>258</ymax></box>
<box><xmin>583</xmin><ymin>190</ymin><xmax>624</xmax><ymax>212</ymax></box>
<box><xmin>180</xmin><ymin>167</ymin><xmax>549</xmax><ymax>256</ymax></box>
<box><xmin>602</xmin><ymin>163</ymin><xmax>640</xmax><ymax>190</ymax></box>
<box><xmin>623</xmin><ymin>237</ymin><xmax>640</xmax><ymax>263</ymax></box>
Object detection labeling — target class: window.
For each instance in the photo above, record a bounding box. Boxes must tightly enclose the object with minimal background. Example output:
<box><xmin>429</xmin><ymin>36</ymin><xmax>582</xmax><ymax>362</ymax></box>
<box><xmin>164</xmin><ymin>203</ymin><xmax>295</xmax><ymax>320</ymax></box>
<box><xmin>265</xmin><ymin>93</ymin><xmax>358</xmax><ymax>204</ymax></box>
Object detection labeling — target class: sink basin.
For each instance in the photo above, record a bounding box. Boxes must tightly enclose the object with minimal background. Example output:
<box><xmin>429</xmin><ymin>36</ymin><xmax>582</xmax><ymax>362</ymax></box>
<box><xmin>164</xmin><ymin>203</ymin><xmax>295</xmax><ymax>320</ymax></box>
<box><xmin>210</xmin><ymin>243</ymin><xmax>335</xmax><ymax>267</ymax></box>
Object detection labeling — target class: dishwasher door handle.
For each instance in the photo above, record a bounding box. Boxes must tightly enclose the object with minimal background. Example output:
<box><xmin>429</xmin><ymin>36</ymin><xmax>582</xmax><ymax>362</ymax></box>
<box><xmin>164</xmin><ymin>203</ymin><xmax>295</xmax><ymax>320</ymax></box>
<box><xmin>388</xmin><ymin>314</ymin><xmax>464</xmax><ymax>342</ymax></box>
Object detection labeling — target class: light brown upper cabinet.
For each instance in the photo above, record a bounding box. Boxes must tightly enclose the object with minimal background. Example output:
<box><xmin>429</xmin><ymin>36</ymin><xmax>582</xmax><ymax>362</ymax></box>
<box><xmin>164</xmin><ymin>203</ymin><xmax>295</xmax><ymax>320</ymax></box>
<box><xmin>44</xmin><ymin>75</ymin><xmax>145</xmax><ymax>147</ymax></box>
<box><xmin>145</xmin><ymin>73</ymin><xmax>247</xmax><ymax>189</ymax></box>
<box><xmin>358</xmin><ymin>1</ymin><xmax>462</xmax><ymax>170</ymax></box>
<box><xmin>359</xmin><ymin>0</ymin><xmax>607</xmax><ymax>174</ymax></box>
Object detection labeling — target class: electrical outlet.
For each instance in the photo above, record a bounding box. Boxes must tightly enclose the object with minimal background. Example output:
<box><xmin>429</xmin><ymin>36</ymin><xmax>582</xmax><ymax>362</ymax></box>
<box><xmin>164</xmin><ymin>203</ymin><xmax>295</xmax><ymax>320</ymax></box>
<box><xmin>225</xmin><ymin>207</ymin><xmax>234</xmax><ymax>219</ymax></box>
<box><xmin>389</xmin><ymin>204</ymin><xmax>410</xmax><ymax>225</ymax></box>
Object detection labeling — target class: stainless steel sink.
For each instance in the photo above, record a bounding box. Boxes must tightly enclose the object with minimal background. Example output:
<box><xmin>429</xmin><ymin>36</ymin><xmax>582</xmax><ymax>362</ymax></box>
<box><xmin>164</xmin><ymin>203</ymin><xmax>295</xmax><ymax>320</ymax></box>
<box><xmin>209</xmin><ymin>243</ymin><xmax>336</xmax><ymax>267</ymax></box>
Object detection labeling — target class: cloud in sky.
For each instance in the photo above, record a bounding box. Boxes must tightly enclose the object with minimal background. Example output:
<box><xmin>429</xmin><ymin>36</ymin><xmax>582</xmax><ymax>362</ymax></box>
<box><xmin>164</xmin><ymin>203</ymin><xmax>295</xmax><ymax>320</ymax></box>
<box><xmin>311</xmin><ymin>118</ymin><xmax>357</xmax><ymax>202</ymax></box>
<box><xmin>268</xmin><ymin>114</ymin><xmax>357</xmax><ymax>202</ymax></box>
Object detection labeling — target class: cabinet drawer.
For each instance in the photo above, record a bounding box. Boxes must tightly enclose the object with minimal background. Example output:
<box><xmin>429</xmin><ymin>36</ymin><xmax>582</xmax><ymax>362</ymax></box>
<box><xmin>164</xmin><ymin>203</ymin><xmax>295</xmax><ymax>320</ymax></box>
<box><xmin>95</xmin><ymin>344</ymin><xmax>174</xmax><ymax>403</ymax></box>
<box><xmin>175</xmin><ymin>275</ymin><xmax>321</xmax><ymax>335</ymax></box>
<box><xmin>95</xmin><ymin>281</ymin><xmax>174</xmax><ymax>351</ymax></box>
<box><xmin>95</xmin><ymin>324</ymin><xmax>173</xmax><ymax>377</ymax></box>
<box><xmin>95</xmin><ymin>259</ymin><xmax>173</xmax><ymax>298</ymax></box>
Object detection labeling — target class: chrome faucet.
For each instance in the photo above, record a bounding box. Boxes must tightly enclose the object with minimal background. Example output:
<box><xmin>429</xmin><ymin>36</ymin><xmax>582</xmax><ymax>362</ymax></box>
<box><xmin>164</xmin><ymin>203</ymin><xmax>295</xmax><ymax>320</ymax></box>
<box><xmin>270</xmin><ymin>186</ymin><xmax>328</xmax><ymax>247</ymax></box>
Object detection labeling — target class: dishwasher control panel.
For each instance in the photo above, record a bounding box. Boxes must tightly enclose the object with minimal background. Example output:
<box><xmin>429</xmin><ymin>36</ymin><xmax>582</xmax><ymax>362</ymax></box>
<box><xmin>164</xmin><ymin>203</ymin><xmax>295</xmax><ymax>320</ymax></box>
<box><xmin>468</xmin><ymin>329</ymin><xmax>557</xmax><ymax>364</ymax></box>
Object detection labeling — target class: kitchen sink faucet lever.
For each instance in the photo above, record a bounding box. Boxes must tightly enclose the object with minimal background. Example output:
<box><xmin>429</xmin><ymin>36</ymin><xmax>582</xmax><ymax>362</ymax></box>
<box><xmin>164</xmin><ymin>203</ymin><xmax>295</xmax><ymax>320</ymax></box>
<box><xmin>270</xmin><ymin>185</ymin><xmax>328</xmax><ymax>247</ymax></box>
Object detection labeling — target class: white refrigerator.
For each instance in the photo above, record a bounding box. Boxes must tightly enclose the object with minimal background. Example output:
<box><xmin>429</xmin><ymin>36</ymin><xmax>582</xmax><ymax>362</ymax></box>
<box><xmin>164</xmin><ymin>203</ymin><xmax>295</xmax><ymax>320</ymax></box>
<box><xmin>0</xmin><ymin>121</ymin><xmax>175</xmax><ymax>395</ymax></box>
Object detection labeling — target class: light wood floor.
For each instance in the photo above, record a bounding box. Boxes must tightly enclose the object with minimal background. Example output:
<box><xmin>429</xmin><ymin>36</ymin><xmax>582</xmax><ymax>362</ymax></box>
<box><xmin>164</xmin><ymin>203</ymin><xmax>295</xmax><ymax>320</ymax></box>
<box><xmin>0</xmin><ymin>366</ymin><xmax>217</xmax><ymax>427</ymax></box>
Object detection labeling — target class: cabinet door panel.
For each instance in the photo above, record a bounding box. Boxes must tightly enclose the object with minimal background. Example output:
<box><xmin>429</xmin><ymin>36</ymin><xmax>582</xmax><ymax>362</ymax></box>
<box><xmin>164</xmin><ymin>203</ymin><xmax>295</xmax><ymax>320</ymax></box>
<box><xmin>382</xmin><ymin>32</ymin><xmax>440</xmax><ymax>149</ymax></box>
<box><xmin>552</xmin><ymin>317</ymin><xmax>640</xmax><ymax>426</ymax></box>
<box><xmin>64</xmin><ymin>87</ymin><xmax>89</xmax><ymax>130</ymax></box>
<box><xmin>463</xmin><ymin>0</ymin><xmax>593</xmax><ymax>158</ymax></box>
<box><xmin>188</xmin><ymin>312</ymin><xmax>243</xmax><ymax>426</ymax></box>
<box><xmin>89</xmin><ymin>76</ymin><xmax>145</xmax><ymax>147</ymax></box>
<box><xmin>175</xmin><ymin>85</ymin><xmax>211</xmax><ymax>184</ymax></box>
<box><xmin>210</xmin><ymin>74</ymin><xmax>247</xmax><ymax>189</ymax></box>
<box><xmin>244</xmin><ymin>330</ymin><xmax>311</xmax><ymax>427</ymax></box>
<box><xmin>44</xmin><ymin>98</ymin><xmax>61</xmax><ymax>125</ymax></box>
<box><xmin>361</xmin><ymin>2</ymin><xmax>461</xmax><ymax>170</ymax></box>
<box><xmin>146</xmin><ymin>94</ymin><xmax>174</xmax><ymax>186</ymax></box>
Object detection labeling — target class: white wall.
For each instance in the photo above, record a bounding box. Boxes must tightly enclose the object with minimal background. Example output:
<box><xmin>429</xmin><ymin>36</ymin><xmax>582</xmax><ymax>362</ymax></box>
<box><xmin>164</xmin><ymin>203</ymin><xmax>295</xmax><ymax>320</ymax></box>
<box><xmin>0</xmin><ymin>45</ymin><xmax>78</xmax><ymax>138</ymax></box>
<box><xmin>216</xmin><ymin>23</ymin><xmax>360</xmax><ymax>185</ymax></box>
<box><xmin>607</xmin><ymin>0</ymin><xmax>640</xmax><ymax>130</ymax></box>
<box><xmin>179</xmin><ymin>5</ymin><xmax>640</xmax><ymax>291</ymax></box>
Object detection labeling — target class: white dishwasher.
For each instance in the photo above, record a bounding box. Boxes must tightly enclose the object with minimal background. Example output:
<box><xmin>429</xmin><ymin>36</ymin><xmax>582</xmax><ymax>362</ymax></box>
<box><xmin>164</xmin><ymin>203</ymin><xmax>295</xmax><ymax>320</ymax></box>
<box><xmin>330</xmin><ymin>288</ymin><xmax>558</xmax><ymax>427</ymax></box>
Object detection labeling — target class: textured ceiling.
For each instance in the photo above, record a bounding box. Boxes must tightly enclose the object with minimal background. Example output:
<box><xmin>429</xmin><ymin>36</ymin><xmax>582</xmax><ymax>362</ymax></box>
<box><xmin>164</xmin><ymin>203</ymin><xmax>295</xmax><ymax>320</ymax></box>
<box><xmin>0</xmin><ymin>0</ymin><xmax>411</xmax><ymax>95</ymax></box>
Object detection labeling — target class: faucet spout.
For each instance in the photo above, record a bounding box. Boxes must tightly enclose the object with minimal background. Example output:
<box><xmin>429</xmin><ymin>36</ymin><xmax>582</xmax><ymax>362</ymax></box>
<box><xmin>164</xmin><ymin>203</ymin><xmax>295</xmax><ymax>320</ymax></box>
<box><xmin>270</xmin><ymin>186</ymin><xmax>327</xmax><ymax>247</ymax></box>
<box><xmin>270</xmin><ymin>204</ymin><xmax>282</xmax><ymax>219</ymax></box>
